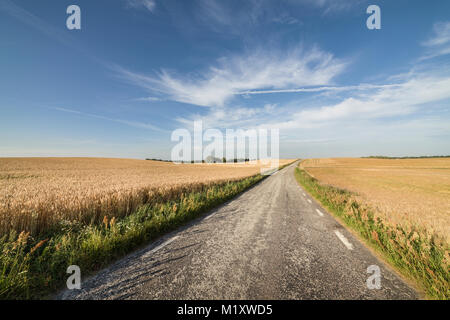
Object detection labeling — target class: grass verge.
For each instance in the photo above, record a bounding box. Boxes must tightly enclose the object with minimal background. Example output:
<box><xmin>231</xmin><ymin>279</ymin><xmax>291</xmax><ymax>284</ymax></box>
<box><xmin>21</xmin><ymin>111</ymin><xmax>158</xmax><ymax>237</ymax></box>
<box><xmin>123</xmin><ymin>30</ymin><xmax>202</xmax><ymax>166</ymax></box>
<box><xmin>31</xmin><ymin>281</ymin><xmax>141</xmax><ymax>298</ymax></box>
<box><xmin>294</xmin><ymin>167</ymin><xmax>449</xmax><ymax>300</ymax></box>
<box><xmin>0</xmin><ymin>171</ymin><xmax>274</xmax><ymax>300</ymax></box>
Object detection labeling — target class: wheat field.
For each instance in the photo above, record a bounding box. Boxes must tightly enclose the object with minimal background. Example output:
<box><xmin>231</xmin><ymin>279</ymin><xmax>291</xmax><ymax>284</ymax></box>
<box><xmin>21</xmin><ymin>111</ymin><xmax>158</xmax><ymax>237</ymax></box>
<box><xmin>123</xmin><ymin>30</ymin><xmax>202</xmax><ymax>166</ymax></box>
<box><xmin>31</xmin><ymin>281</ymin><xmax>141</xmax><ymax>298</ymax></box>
<box><xmin>0</xmin><ymin>158</ymin><xmax>293</xmax><ymax>237</ymax></box>
<box><xmin>300</xmin><ymin>158</ymin><xmax>450</xmax><ymax>243</ymax></box>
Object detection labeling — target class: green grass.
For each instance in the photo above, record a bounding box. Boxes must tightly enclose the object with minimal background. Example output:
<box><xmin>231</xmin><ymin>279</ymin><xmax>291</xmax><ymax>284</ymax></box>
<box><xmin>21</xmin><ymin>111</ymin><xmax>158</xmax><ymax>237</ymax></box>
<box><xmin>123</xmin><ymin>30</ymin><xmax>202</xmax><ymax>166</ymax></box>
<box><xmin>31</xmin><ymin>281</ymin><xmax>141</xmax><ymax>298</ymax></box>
<box><xmin>0</xmin><ymin>173</ymin><xmax>271</xmax><ymax>300</ymax></box>
<box><xmin>294</xmin><ymin>167</ymin><xmax>449</xmax><ymax>300</ymax></box>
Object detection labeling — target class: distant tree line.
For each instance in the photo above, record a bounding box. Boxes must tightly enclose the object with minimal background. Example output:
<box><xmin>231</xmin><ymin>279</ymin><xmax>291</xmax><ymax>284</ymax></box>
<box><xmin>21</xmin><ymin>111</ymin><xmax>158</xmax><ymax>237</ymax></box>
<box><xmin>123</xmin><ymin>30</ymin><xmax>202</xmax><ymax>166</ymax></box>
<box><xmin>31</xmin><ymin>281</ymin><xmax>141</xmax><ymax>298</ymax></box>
<box><xmin>145</xmin><ymin>158</ymin><xmax>171</xmax><ymax>162</ymax></box>
<box><xmin>151</xmin><ymin>156</ymin><xmax>255</xmax><ymax>164</ymax></box>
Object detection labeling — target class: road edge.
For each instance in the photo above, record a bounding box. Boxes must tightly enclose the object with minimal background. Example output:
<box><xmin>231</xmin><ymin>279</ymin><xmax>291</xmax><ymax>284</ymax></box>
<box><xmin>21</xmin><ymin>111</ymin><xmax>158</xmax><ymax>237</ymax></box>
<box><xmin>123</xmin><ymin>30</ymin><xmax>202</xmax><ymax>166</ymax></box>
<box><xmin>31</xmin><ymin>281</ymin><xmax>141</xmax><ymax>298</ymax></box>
<box><xmin>292</xmin><ymin>164</ymin><xmax>426</xmax><ymax>300</ymax></box>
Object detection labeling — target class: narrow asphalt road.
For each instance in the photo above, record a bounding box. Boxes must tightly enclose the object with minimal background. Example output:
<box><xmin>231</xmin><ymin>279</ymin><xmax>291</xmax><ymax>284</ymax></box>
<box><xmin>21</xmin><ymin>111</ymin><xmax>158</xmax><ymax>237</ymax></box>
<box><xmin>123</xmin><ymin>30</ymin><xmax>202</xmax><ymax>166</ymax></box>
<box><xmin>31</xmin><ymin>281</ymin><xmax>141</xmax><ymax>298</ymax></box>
<box><xmin>58</xmin><ymin>162</ymin><xmax>418</xmax><ymax>300</ymax></box>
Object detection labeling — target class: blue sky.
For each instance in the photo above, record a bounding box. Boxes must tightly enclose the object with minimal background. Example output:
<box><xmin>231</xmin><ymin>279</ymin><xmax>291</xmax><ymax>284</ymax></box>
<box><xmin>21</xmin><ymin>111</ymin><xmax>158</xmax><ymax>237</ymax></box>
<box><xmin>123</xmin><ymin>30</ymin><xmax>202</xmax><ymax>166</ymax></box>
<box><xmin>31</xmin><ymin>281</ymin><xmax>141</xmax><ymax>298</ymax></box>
<box><xmin>1</xmin><ymin>0</ymin><xmax>449</xmax><ymax>159</ymax></box>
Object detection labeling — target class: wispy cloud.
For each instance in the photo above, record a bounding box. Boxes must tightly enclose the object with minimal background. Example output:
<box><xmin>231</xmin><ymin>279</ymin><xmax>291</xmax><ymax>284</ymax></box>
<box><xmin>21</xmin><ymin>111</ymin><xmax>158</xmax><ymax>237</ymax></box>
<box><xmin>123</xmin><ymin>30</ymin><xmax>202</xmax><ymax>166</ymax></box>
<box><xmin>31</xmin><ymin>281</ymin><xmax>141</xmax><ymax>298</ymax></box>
<box><xmin>272</xmin><ymin>13</ymin><xmax>302</xmax><ymax>26</ymax></box>
<box><xmin>176</xmin><ymin>104</ymin><xmax>278</xmax><ymax>129</ymax></box>
<box><xmin>422</xmin><ymin>21</ymin><xmax>450</xmax><ymax>47</ymax></box>
<box><xmin>0</xmin><ymin>0</ymin><xmax>71</xmax><ymax>46</ymax></box>
<box><xmin>195</xmin><ymin>0</ymin><xmax>359</xmax><ymax>31</ymax></box>
<box><xmin>52</xmin><ymin>107</ymin><xmax>164</xmax><ymax>132</ymax></box>
<box><xmin>126</xmin><ymin>0</ymin><xmax>156</xmax><ymax>13</ymax></box>
<box><xmin>115</xmin><ymin>46</ymin><xmax>347</xmax><ymax>107</ymax></box>
<box><xmin>134</xmin><ymin>96</ymin><xmax>163</xmax><ymax>102</ymax></box>
<box><xmin>0</xmin><ymin>0</ymin><xmax>108</xmax><ymax>67</ymax></box>
<box><xmin>176</xmin><ymin>69</ymin><xmax>450</xmax><ymax>134</ymax></box>
<box><xmin>195</xmin><ymin>0</ymin><xmax>268</xmax><ymax>35</ymax></box>
<box><xmin>300</xmin><ymin>0</ymin><xmax>366</xmax><ymax>15</ymax></box>
<box><xmin>420</xmin><ymin>21</ymin><xmax>450</xmax><ymax>60</ymax></box>
<box><xmin>238</xmin><ymin>83</ymin><xmax>401</xmax><ymax>95</ymax></box>
<box><xmin>271</xmin><ymin>73</ymin><xmax>450</xmax><ymax>129</ymax></box>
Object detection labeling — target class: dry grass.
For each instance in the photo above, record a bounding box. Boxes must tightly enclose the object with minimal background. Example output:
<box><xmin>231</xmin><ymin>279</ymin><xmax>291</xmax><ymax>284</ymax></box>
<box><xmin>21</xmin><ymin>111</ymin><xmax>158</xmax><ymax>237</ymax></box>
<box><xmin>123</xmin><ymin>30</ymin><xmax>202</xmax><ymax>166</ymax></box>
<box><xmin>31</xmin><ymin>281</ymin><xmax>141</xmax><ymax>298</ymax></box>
<box><xmin>0</xmin><ymin>157</ymin><xmax>293</xmax><ymax>237</ymax></box>
<box><xmin>300</xmin><ymin>158</ymin><xmax>450</xmax><ymax>244</ymax></box>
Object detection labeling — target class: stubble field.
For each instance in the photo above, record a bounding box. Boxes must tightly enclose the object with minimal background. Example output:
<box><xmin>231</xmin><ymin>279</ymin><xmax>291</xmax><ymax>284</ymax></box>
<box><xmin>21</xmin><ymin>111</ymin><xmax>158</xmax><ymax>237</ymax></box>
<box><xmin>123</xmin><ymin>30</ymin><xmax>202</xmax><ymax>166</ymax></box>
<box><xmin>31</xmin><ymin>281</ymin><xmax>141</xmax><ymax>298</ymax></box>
<box><xmin>300</xmin><ymin>158</ymin><xmax>450</xmax><ymax>243</ymax></box>
<box><xmin>296</xmin><ymin>157</ymin><xmax>449</xmax><ymax>299</ymax></box>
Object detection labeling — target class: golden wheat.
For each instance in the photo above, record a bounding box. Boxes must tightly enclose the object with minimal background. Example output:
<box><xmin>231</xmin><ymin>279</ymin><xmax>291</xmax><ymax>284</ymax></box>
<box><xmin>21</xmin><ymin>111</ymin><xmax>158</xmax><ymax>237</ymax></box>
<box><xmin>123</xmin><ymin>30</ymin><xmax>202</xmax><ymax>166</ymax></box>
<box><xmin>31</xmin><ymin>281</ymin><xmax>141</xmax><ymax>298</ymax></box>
<box><xmin>0</xmin><ymin>158</ymin><xmax>293</xmax><ymax>236</ymax></box>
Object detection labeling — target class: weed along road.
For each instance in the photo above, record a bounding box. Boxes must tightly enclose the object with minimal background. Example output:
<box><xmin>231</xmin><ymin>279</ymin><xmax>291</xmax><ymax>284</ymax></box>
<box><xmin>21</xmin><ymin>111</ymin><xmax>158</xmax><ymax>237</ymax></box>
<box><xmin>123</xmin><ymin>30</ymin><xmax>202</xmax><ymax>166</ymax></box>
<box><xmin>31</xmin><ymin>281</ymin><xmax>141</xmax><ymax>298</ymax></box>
<box><xmin>58</xmin><ymin>162</ymin><xmax>418</xmax><ymax>300</ymax></box>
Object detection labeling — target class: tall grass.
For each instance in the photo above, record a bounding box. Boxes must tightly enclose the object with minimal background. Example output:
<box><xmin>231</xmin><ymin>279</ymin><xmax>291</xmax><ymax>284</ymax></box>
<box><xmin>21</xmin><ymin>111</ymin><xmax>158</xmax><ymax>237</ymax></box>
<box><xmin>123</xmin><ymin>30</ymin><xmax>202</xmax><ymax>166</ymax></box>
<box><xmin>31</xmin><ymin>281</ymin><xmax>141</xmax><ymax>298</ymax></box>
<box><xmin>295</xmin><ymin>167</ymin><xmax>449</xmax><ymax>300</ymax></box>
<box><xmin>0</xmin><ymin>174</ymin><xmax>265</xmax><ymax>299</ymax></box>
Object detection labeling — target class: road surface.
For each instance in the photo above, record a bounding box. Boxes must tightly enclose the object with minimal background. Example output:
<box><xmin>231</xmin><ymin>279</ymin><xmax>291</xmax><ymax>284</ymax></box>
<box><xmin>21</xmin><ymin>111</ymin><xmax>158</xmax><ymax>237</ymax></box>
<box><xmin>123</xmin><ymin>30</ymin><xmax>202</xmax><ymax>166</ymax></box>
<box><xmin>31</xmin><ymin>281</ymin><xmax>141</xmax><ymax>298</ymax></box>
<box><xmin>58</xmin><ymin>162</ymin><xmax>418</xmax><ymax>300</ymax></box>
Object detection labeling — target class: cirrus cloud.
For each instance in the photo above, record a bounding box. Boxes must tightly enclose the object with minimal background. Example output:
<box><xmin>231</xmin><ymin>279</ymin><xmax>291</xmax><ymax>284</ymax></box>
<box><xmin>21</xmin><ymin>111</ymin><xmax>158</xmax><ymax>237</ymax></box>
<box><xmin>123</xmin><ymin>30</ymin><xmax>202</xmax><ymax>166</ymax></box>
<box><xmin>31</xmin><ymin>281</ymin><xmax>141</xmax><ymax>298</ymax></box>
<box><xmin>126</xmin><ymin>0</ymin><xmax>156</xmax><ymax>13</ymax></box>
<box><xmin>271</xmin><ymin>73</ymin><xmax>450</xmax><ymax>130</ymax></box>
<box><xmin>116</xmin><ymin>46</ymin><xmax>347</xmax><ymax>107</ymax></box>
<box><xmin>420</xmin><ymin>21</ymin><xmax>450</xmax><ymax>60</ymax></box>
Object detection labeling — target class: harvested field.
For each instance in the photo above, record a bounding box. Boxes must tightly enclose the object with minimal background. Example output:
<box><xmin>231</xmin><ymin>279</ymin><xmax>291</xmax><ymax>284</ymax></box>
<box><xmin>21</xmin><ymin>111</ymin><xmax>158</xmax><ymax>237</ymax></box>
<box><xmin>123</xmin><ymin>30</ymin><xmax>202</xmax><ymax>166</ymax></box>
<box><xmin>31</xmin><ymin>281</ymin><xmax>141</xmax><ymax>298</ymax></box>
<box><xmin>300</xmin><ymin>158</ymin><xmax>450</xmax><ymax>243</ymax></box>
